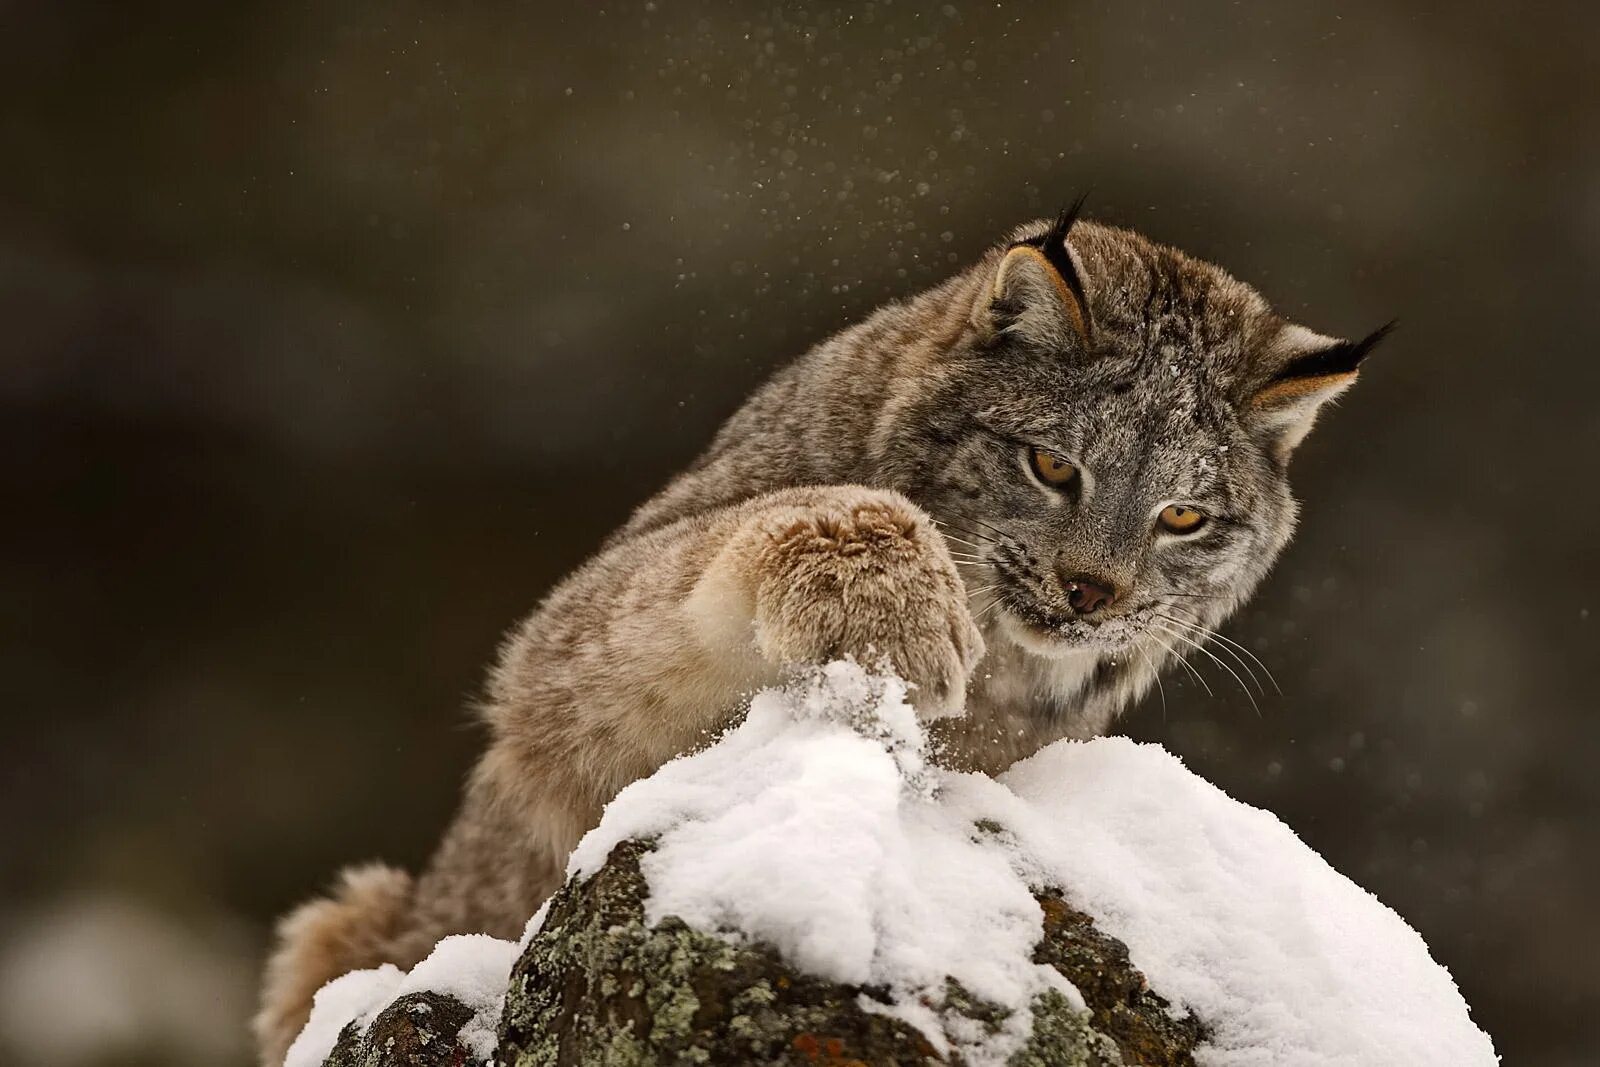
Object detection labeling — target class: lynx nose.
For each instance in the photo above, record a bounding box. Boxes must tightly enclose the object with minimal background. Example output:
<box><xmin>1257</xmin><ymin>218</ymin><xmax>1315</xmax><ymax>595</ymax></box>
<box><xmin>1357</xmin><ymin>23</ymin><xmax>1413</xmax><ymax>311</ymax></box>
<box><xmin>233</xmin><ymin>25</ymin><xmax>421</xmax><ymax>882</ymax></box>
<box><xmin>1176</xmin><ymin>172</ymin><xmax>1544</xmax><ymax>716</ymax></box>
<box><xmin>1063</xmin><ymin>574</ymin><xmax>1118</xmax><ymax>615</ymax></box>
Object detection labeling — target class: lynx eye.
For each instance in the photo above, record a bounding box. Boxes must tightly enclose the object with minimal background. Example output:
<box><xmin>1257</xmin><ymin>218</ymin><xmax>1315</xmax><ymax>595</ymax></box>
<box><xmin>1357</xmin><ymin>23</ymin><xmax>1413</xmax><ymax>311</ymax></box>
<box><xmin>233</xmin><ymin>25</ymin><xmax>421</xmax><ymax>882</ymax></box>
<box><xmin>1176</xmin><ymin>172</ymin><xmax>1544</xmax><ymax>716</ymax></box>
<box><xmin>1027</xmin><ymin>447</ymin><xmax>1079</xmax><ymax>488</ymax></box>
<box><xmin>1158</xmin><ymin>504</ymin><xmax>1208</xmax><ymax>535</ymax></box>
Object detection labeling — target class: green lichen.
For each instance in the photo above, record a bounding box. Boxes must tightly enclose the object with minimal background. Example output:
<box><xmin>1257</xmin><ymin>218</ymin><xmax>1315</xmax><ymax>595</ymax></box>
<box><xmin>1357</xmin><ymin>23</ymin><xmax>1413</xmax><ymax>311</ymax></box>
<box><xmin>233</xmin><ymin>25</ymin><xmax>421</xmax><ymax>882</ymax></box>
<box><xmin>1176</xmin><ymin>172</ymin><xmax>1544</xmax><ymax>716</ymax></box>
<box><xmin>323</xmin><ymin>991</ymin><xmax>481</xmax><ymax>1067</ymax></box>
<box><xmin>488</xmin><ymin>838</ymin><xmax>1201</xmax><ymax>1067</ymax></box>
<box><xmin>315</xmin><ymin>837</ymin><xmax>1202</xmax><ymax>1066</ymax></box>
<box><xmin>1030</xmin><ymin>890</ymin><xmax>1205</xmax><ymax>1065</ymax></box>
<box><xmin>317</xmin><ymin>835</ymin><xmax>1202</xmax><ymax>1067</ymax></box>
<box><xmin>1008</xmin><ymin>990</ymin><xmax>1127</xmax><ymax>1067</ymax></box>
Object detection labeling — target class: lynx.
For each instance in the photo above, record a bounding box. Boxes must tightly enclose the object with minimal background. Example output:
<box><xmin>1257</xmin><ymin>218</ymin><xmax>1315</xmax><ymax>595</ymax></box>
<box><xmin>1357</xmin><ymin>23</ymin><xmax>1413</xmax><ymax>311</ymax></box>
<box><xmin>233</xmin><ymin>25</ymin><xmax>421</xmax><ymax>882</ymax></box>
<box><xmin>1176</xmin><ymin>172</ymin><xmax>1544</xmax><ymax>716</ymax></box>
<box><xmin>257</xmin><ymin>206</ymin><xmax>1386</xmax><ymax>1064</ymax></box>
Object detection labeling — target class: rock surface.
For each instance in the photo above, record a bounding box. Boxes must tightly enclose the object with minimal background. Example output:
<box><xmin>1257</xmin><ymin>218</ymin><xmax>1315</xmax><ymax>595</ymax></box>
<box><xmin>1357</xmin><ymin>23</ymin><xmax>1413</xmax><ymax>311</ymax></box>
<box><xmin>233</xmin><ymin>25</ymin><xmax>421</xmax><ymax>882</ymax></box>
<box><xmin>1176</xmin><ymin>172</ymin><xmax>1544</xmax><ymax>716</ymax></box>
<box><xmin>323</xmin><ymin>989</ymin><xmax>477</xmax><ymax>1067</ymax></box>
<box><xmin>325</xmin><ymin>838</ymin><xmax>1202</xmax><ymax>1066</ymax></box>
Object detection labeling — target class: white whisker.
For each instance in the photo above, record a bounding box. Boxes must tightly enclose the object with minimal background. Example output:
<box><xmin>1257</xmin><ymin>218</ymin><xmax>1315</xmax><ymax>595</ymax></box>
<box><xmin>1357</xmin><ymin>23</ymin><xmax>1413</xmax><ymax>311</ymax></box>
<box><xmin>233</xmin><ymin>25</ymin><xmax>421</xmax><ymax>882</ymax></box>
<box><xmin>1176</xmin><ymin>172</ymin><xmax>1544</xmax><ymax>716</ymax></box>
<box><xmin>1135</xmin><ymin>643</ymin><xmax>1167</xmax><ymax>721</ymax></box>
<box><xmin>1158</xmin><ymin>612</ymin><xmax>1281</xmax><ymax>695</ymax></box>
<box><xmin>928</xmin><ymin>516</ymin><xmax>997</xmax><ymax>547</ymax></box>
<box><xmin>1156</xmin><ymin>613</ymin><xmax>1267</xmax><ymax>696</ymax></box>
<box><xmin>1143</xmin><ymin>627</ymin><xmax>1214</xmax><ymax>699</ymax></box>
<box><xmin>1195</xmin><ymin>623</ymin><xmax>1283</xmax><ymax>696</ymax></box>
<box><xmin>1154</xmin><ymin>622</ymin><xmax>1260</xmax><ymax>718</ymax></box>
<box><xmin>948</xmin><ymin>513</ymin><xmax>1013</xmax><ymax>544</ymax></box>
<box><xmin>939</xmin><ymin>532</ymin><xmax>989</xmax><ymax>552</ymax></box>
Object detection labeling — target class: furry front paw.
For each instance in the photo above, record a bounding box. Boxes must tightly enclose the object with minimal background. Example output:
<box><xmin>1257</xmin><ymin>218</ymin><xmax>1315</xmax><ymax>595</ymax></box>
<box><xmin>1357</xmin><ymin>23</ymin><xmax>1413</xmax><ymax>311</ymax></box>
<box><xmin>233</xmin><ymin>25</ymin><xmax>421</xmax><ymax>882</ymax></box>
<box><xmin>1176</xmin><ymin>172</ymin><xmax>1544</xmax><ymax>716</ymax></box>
<box><xmin>743</xmin><ymin>489</ymin><xmax>984</xmax><ymax>716</ymax></box>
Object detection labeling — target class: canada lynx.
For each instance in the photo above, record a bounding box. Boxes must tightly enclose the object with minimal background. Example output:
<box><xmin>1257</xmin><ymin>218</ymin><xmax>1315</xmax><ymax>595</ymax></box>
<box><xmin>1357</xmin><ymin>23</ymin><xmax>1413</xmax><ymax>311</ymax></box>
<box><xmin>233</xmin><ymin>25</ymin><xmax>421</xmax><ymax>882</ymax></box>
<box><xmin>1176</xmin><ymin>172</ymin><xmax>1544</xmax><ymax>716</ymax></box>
<box><xmin>257</xmin><ymin>206</ymin><xmax>1385</xmax><ymax>1063</ymax></box>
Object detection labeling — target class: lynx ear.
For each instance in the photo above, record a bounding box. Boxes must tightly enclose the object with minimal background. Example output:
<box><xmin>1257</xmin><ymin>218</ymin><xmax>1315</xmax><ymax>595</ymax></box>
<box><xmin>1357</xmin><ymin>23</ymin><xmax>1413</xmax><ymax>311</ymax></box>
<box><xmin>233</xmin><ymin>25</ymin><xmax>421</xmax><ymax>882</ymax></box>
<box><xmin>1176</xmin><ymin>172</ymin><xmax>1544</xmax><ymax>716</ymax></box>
<box><xmin>1250</xmin><ymin>321</ymin><xmax>1393</xmax><ymax>461</ymax></box>
<box><xmin>975</xmin><ymin>201</ymin><xmax>1092</xmax><ymax>350</ymax></box>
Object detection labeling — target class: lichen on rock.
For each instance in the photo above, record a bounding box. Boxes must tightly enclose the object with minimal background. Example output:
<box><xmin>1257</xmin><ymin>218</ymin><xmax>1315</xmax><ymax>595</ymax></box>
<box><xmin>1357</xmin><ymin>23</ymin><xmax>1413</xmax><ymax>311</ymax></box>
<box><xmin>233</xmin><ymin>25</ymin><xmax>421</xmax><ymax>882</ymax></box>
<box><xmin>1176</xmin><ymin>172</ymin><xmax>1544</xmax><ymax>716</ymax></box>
<box><xmin>323</xmin><ymin>990</ymin><xmax>479</xmax><ymax>1067</ymax></box>
<box><xmin>312</xmin><ymin>803</ymin><xmax>1205</xmax><ymax>1064</ymax></box>
<box><xmin>485</xmin><ymin>839</ymin><xmax>1200</xmax><ymax>1066</ymax></box>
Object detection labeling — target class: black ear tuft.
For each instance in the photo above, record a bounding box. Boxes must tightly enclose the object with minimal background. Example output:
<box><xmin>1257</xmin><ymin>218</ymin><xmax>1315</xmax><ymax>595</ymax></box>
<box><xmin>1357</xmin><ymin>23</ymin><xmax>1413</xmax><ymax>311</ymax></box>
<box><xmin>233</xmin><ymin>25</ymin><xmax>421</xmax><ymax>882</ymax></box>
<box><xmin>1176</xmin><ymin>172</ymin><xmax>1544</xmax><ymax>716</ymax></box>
<box><xmin>1277</xmin><ymin>320</ymin><xmax>1396</xmax><ymax>381</ymax></box>
<box><xmin>1009</xmin><ymin>195</ymin><xmax>1092</xmax><ymax>337</ymax></box>
<box><xmin>1033</xmin><ymin>194</ymin><xmax>1090</xmax><ymax>259</ymax></box>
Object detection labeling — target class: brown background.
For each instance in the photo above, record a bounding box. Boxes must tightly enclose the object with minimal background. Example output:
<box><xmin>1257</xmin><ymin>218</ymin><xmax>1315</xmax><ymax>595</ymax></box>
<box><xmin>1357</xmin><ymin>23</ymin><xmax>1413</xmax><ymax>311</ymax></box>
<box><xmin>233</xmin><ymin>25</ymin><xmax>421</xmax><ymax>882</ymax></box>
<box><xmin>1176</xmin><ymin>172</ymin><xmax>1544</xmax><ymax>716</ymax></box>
<box><xmin>2</xmin><ymin>2</ymin><xmax>1595</xmax><ymax>1063</ymax></box>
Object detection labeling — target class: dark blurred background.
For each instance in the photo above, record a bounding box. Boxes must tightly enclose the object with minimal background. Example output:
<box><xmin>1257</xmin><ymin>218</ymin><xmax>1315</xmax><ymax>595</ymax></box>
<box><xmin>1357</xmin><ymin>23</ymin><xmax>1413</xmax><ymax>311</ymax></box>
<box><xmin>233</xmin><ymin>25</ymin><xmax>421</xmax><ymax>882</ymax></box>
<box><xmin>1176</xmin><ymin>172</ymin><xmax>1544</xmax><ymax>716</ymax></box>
<box><xmin>2</xmin><ymin>1</ymin><xmax>1595</xmax><ymax>1063</ymax></box>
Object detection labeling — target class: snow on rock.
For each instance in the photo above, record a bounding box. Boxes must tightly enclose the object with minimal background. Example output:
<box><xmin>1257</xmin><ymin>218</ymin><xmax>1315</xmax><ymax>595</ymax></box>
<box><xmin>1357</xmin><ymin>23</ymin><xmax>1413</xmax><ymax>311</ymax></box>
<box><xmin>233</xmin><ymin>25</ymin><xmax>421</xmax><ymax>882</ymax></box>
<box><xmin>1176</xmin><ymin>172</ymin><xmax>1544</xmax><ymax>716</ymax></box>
<box><xmin>283</xmin><ymin>965</ymin><xmax>401</xmax><ymax>1067</ymax></box>
<box><xmin>571</xmin><ymin>659</ymin><xmax>1498</xmax><ymax>1066</ymax></box>
<box><xmin>568</xmin><ymin>661</ymin><xmax>1078</xmax><ymax>1062</ymax></box>
<box><xmin>388</xmin><ymin>935</ymin><xmax>519</xmax><ymax>1060</ymax></box>
<box><xmin>282</xmin><ymin>934</ymin><xmax>517</xmax><ymax>1067</ymax></box>
<box><xmin>1002</xmin><ymin>740</ymin><xmax>1498</xmax><ymax>1066</ymax></box>
<box><xmin>289</xmin><ymin>659</ymin><xmax>1496</xmax><ymax>1066</ymax></box>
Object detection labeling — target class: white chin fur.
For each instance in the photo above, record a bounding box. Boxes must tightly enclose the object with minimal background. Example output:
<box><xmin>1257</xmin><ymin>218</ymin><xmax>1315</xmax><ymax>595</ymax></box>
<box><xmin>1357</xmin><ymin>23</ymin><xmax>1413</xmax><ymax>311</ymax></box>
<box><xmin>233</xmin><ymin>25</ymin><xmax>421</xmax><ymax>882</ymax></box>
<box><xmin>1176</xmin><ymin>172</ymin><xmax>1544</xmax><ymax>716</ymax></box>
<box><xmin>995</xmin><ymin>609</ymin><xmax>1133</xmax><ymax>659</ymax></box>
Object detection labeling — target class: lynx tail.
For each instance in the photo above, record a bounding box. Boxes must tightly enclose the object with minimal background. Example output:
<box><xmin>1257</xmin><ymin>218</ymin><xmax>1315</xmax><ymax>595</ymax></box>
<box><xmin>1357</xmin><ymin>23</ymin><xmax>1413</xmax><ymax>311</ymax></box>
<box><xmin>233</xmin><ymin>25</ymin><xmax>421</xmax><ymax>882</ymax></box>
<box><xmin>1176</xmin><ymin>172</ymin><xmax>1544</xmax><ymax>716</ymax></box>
<box><xmin>253</xmin><ymin>863</ymin><xmax>413</xmax><ymax>1066</ymax></box>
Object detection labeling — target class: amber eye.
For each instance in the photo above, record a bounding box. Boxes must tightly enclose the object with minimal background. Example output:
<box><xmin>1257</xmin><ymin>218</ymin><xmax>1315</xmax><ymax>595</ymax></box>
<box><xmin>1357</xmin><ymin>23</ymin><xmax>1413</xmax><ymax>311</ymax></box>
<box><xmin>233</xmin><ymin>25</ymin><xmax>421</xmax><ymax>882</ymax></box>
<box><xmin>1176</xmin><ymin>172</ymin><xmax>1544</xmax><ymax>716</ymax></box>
<box><xmin>1158</xmin><ymin>504</ymin><xmax>1208</xmax><ymax>535</ymax></box>
<box><xmin>1028</xmin><ymin>447</ymin><xmax>1079</xmax><ymax>488</ymax></box>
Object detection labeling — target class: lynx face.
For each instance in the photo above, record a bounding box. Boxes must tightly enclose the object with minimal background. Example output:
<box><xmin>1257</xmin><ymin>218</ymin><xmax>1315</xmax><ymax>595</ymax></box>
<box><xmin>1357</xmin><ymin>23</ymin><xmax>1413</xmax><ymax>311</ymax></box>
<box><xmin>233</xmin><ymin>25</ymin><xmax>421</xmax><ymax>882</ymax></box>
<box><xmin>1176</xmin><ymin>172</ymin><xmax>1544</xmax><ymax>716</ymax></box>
<box><xmin>880</xmin><ymin>212</ymin><xmax>1387</xmax><ymax>661</ymax></box>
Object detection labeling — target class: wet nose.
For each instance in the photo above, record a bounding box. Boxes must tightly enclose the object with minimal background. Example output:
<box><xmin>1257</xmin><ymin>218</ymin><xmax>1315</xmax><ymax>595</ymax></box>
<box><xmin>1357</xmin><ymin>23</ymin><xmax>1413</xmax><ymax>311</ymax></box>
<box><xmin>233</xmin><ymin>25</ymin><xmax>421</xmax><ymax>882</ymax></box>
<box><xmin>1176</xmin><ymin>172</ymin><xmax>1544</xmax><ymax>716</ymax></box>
<box><xmin>1063</xmin><ymin>574</ymin><xmax>1118</xmax><ymax>615</ymax></box>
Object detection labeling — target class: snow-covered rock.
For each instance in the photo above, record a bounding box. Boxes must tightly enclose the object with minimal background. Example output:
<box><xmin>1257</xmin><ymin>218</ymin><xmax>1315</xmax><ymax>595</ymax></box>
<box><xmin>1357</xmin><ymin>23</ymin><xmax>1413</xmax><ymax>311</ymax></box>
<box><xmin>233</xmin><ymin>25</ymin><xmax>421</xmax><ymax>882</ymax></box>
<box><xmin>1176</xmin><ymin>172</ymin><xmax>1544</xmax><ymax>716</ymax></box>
<box><xmin>296</xmin><ymin>661</ymin><xmax>1497</xmax><ymax>1066</ymax></box>
<box><xmin>286</xmin><ymin>934</ymin><xmax>515</xmax><ymax>1067</ymax></box>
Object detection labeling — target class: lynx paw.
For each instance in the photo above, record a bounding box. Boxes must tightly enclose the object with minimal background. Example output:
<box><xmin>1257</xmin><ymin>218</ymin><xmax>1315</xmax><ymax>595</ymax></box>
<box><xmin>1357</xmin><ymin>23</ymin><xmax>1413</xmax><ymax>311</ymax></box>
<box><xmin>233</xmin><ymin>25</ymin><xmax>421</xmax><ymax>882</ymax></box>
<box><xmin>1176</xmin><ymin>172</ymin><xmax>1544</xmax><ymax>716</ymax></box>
<box><xmin>743</xmin><ymin>490</ymin><xmax>984</xmax><ymax>717</ymax></box>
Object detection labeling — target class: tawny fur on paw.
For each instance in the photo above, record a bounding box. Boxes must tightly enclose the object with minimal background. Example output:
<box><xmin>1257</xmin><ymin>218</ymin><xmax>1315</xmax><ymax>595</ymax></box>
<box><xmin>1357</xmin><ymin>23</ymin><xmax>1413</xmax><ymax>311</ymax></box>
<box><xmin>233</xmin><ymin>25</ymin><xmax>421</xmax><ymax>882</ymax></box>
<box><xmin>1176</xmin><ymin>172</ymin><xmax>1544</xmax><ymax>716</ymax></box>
<box><xmin>740</xmin><ymin>489</ymin><xmax>984</xmax><ymax>716</ymax></box>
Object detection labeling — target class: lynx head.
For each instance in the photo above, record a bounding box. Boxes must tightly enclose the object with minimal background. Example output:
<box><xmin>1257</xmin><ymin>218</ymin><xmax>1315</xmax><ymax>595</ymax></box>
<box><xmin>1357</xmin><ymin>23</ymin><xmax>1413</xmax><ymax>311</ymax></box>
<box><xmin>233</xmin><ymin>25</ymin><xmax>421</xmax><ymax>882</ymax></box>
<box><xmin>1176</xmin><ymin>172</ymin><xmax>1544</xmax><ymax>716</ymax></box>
<box><xmin>883</xmin><ymin>206</ymin><xmax>1389</xmax><ymax>662</ymax></box>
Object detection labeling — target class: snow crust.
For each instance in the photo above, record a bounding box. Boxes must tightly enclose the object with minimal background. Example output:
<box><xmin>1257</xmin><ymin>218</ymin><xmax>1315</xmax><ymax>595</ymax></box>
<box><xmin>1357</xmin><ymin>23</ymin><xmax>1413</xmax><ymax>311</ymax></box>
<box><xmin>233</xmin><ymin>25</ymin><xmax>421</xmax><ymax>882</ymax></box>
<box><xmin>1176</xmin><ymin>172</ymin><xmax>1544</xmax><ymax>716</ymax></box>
<box><xmin>290</xmin><ymin>660</ymin><xmax>1496</xmax><ymax>1066</ymax></box>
